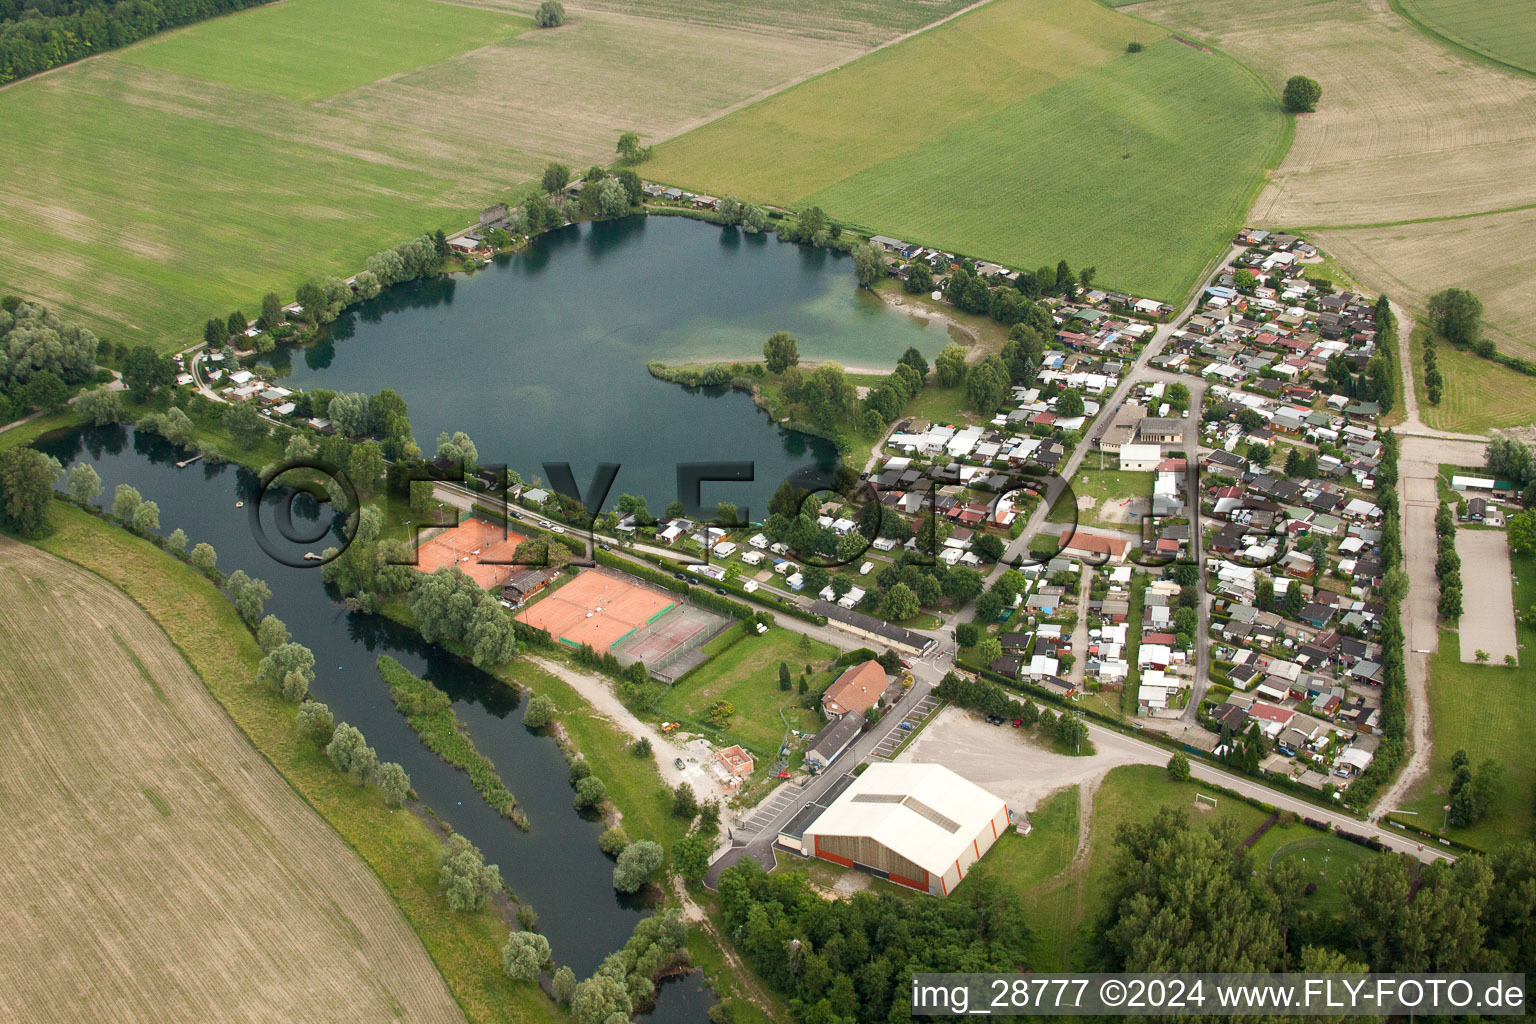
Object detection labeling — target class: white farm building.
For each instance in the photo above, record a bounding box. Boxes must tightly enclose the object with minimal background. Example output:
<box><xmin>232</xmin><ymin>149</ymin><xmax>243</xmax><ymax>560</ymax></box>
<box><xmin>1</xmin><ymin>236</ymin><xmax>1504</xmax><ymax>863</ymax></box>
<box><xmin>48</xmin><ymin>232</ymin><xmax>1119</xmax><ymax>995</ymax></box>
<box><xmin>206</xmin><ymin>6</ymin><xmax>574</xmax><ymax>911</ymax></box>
<box><xmin>780</xmin><ymin>763</ymin><xmax>1008</xmax><ymax>895</ymax></box>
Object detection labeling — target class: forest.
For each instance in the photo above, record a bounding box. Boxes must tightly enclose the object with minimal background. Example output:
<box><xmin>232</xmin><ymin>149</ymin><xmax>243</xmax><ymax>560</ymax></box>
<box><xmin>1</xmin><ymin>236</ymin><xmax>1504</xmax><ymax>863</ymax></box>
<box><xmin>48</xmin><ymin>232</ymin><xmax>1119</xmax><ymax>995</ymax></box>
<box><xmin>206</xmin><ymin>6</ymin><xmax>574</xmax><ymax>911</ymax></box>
<box><xmin>719</xmin><ymin>814</ymin><xmax>1536</xmax><ymax>1024</ymax></box>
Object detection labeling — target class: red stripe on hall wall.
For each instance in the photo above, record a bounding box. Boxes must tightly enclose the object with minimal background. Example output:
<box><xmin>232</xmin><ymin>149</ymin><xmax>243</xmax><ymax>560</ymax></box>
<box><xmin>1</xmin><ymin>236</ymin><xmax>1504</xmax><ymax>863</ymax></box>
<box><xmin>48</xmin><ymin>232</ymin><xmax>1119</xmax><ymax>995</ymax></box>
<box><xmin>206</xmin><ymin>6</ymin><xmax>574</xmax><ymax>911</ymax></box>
<box><xmin>889</xmin><ymin>870</ymin><xmax>927</xmax><ymax>892</ymax></box>
<box><xmin>973</xmin><ymin>838</ymin><xmax>980</xmax><ymax>859</ymax></box>
<box><xmin>991</xmin><ymin>818</ymin><xmax>997</xmax><ymax>839</ymax></box>
<box><xmin>813</xmin><ymin>836</ymin><xmax>854</xmax><ymax>869</ymax></box>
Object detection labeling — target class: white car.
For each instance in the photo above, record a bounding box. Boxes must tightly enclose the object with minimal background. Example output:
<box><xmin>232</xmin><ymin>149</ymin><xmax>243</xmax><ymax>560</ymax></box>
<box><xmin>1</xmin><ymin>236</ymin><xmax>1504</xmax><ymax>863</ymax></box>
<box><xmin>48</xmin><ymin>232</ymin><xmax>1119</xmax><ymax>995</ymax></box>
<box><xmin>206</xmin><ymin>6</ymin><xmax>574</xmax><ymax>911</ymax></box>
<box><xmin>538</xmin><ymin>520</ymin><xmax>552</xmax><ymax>528</ymax></box>
<box><xmin>552</xmin><ymin>525</ymin><xmax>565</xmax><ymax>534</ymax></box>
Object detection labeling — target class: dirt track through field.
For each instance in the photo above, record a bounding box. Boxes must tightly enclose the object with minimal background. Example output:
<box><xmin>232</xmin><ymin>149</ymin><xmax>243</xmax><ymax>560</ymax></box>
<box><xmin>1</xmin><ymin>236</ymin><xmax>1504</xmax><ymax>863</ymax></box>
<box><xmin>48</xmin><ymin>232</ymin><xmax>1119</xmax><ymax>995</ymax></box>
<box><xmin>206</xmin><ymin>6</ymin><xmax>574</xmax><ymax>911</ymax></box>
<box><xmin>0</xmin><ymin>540</ymin><xmax>463</xmax><ymax>1024</ymax></box>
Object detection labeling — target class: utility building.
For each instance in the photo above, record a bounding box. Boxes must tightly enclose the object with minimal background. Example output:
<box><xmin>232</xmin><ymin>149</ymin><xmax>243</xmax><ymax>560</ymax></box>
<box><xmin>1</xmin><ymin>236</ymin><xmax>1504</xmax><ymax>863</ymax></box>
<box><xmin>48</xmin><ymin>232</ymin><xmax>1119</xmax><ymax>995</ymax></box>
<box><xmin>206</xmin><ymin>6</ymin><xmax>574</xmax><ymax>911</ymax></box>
<box><xmin>783</xmin><ymin>763</ymin><xmax>1008</xmax><ymax>895</ymax></box>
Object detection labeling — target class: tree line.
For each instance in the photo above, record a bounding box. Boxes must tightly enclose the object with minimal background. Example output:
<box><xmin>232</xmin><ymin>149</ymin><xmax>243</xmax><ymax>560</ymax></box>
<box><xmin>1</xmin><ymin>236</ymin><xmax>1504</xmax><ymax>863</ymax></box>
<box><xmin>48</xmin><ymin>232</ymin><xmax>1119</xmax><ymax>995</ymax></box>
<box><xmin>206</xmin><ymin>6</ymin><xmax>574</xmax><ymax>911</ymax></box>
<box><xmin>1427</xmin><ymin>286</ymin><xmax>1536</xmax><ymax>379</ymax></box>
<box><xmin>1096</xmin><ymin>809</ymin><xmax>1533</xmax><ymax>979</ymax></box>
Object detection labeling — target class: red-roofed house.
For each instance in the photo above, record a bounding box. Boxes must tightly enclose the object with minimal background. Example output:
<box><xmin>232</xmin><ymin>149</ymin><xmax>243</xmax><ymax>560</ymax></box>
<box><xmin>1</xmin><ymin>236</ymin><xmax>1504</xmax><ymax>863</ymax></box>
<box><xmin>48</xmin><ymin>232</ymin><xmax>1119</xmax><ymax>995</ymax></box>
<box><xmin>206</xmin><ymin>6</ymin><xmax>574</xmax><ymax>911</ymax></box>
<box><xmin>822</xmin><ymin>661</ymin><xmax>889</xmax><ymax>718</ymax></box>
<box><xmin>1058</xmin><ymin>529</ymin><xmax>1129</xmax><ymax>563</ymax></box>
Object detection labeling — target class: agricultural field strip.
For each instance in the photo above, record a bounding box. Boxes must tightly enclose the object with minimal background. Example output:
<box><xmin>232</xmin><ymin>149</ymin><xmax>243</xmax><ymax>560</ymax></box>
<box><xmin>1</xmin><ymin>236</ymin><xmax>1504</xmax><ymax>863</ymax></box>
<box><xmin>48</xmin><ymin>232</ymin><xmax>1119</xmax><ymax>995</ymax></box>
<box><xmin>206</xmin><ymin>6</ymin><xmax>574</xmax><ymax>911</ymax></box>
<box><xmin>0</xmin><ymin>0</ymin><xmax>856</xmax><ymax>348</ymax></box>
<box><xmin>0</xmin><ymin>540</ymin><xmax>461</xmax><ymax>1024</ymax></box>
<box><xmin>645</xmin><ymin>0</ymin><xmax>1284</xmax><ymax>303</ymax></box>
<box><xmin>1313</xmin><ymin>208</ymin><xmax>1536</xmax><ymax>360</ymax></box>
<box><xmin>1136</xmin><ymin>0</ymin><xmax>1536</xmax><ymax>226</ymax></box>
<box><xmin>1397</xmin><ymin>0</ymin><xmax>1536</xmax><ymax>77</ymax></box>
<box><xmin>1132</xmin><ymin>0</ymin><xmax>1536</xmax><ymax>359</ymax></box>
<box><xmin>561</xmin><ymin>0</ymin><xmax>978</xmax><ymax>46</ymax></box>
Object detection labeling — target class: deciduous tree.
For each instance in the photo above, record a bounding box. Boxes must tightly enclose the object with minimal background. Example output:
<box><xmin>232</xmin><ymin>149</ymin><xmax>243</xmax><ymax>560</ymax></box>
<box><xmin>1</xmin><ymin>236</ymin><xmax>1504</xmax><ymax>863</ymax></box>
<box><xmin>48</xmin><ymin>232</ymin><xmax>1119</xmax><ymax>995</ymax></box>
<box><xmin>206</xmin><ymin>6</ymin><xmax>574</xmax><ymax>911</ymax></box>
<box><xmin>763</xmin><ymin>331</ymin><xmax>799</xmax><ymax>374</ymax></box>
<box><xmin>326</xmin><ymin>722</ymin><xmax>378</xmax><ymax>784</ymax></box>
<box><xmin>502</xmin><ymin>931</ymin><xmax>551</xmax><ymax>980</ymax></box>
<box><xmin>1283</xmin><ymin>75</ymin><xmax>1322</xmax><ymax>113</ymax></box>
<box><xmin>613</xmin><ymin>839</ymin><xmax>664</xmax><ymax>892</ymax></box>
<box><xmin>439</xmin><ymin>833</ymin><xmax>502</xmax><ymax>911</ymax></box>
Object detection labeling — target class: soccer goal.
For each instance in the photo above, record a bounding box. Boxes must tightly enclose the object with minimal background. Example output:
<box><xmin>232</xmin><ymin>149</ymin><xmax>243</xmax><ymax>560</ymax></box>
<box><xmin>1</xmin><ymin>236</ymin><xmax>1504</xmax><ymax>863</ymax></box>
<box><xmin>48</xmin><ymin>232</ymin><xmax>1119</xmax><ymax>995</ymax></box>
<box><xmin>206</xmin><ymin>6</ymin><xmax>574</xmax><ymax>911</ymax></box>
<box><xmin>1195</xmin><ymin>793</ymin><xmax>1219</xmax><ymax>810</ymax></box>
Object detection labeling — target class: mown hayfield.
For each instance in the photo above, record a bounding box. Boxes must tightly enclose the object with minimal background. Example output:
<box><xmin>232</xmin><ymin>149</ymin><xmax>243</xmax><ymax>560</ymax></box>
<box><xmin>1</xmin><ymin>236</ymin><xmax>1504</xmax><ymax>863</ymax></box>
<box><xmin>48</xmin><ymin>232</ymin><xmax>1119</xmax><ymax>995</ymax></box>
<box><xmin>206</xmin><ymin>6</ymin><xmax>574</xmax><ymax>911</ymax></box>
<box><xmin>1137</xmin><ymin>0</ymin><xmax>1536</xmax><ymax>227</ymax></box>
<box><xmin>802</xmin><ymin>39</ymin><xmax>1283</xmax><ymax>302</ymax></box>
<box><xmin>647</xmin><ymin>0</ymin><xmax>1149</xmax><ymax>205</ymax></box>
<box><xmin>1404</xmin><ymin>619</ymin><xmax>1536</xmax><ymax>849</ymax></box>
<box><xmin>1398</xmin><ymin>0</ymin><xmax>1536</xmax><ymax>75</ymax></box>
<box><xmin>0</xmin><ymin>0</ymin><xmax>857</xmax><ymax>350</ymax></box>
<box><xmin>1314</xmin><ymin>207</ymin><xmax>1536</xmax><ymax>361</ymax></box>
<box><xmin>645</xmin><ymin>0</ymin><xmax>1282</xmax><ymax>301</ymax></box>
<box><xmin>560</xmin><ymin>0</ymin><xmax>977</xmax><ymax>46</ymax></box>
<box><xmin>119</xmin><ymin>0</ymin><xmax>528</xmax><ymax>101</ymax></box>
<box><xmin>0</xmin><ymin>540</ymin><xmax>463</xmax><ymax>1024</ymax></box>
<box><xmin>1405</xmin><ymin>324</ymin><xmax>1536</xmax><ymax>434</ymax></box>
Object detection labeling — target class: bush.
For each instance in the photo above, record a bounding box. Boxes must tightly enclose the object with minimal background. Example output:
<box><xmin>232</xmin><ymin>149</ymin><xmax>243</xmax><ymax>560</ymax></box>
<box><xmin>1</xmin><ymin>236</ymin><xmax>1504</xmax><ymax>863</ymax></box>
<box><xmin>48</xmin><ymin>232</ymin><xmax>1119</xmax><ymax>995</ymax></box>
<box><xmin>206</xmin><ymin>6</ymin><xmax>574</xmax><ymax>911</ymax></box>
<box><xmin>573</xmin><ymin>775</ymin><xmax>607</xmax><ymax>810</ymax></box>
<box><xmin>1168</xmin><ymin>752</ymin><xmax>1191</xmax><ymax>781</ymax></box>
<box><xmin>633</xmin><ymin>736</ymin><xmax>652</xmax><ymax>758</ymax></box>
<box><xmin>523</xmin><ymin>694</ymin><xmax>557</xmax><ymax>729</ymax></box>
<box><xmin>1126</xmin><ymin>41</ymin><xmax>1143</xmax><ymax>52</ymax></box>
<box><xmin>599</xmin><ymin>827</ymin><xmax>629</xmax><ymax>856</ymax></box>
<box><xmin>535</xmin><ymin>0</ymin><xmax>565</xmax><ymax>27</ymax></box>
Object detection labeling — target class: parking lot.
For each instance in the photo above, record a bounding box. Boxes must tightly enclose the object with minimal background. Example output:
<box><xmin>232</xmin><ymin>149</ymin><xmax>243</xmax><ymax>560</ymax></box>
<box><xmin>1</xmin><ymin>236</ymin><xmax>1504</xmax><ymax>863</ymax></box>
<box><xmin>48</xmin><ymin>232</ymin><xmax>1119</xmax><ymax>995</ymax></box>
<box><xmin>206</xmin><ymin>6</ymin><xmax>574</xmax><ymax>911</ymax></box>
<box><xmin>894</xmin><ymin>705</ymin><xmax>1157</xmax><ymax>812</ymax></box>
<box><xmin>868</xmin><ymin>693</ymin><xmax>941</xmax><ymax>760</ymax></box>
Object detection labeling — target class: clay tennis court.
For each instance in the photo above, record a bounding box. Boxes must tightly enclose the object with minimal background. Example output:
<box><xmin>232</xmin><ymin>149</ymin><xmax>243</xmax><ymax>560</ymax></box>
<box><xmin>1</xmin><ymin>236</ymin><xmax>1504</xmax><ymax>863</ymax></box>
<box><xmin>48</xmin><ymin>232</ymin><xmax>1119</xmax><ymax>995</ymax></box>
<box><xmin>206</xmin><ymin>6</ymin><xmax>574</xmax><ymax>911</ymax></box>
<box><xmin>412</xmin><ymin>517</ymin><xmax>526</xmax><ymax>590</ymax></box>
<box><xmin>517</xmin><ymin>569</ymin><xmax>677</xmax><ymax>649</ymax></box>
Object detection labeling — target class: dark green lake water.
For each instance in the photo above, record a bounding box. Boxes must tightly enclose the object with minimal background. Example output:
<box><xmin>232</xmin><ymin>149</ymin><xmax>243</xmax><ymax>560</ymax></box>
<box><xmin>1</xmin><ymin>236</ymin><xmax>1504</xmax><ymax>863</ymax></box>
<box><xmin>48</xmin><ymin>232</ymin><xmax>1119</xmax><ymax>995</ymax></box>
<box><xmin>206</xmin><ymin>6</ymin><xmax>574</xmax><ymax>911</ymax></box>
<box><xmin>274</xmin><ymin>214</ymin><xmax>950</xmax><ymax>512</ymax></box>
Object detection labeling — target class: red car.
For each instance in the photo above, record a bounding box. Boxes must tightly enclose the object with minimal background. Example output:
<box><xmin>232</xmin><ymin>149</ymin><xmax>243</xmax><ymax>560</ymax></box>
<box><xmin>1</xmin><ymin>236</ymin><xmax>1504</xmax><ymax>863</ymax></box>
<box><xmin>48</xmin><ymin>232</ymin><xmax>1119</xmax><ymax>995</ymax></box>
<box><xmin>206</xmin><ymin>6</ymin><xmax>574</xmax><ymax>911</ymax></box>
<box><xmin>1011</xmin><ymin>718</ymin><xmax>1023</xmax><ymax>728</ymax></box>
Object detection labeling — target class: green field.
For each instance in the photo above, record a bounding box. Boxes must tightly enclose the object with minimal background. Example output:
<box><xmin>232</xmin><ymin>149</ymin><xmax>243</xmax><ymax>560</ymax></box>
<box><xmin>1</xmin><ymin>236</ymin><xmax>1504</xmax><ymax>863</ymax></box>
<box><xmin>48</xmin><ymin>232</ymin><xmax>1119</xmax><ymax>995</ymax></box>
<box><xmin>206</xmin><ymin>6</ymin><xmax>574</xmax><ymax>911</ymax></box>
<box><xmin>0</xmin><ymin>0</ymin><xmax>857</xmax><ymax>350</ymax></box>
<box><xmin>1048</xmin><ymin>467</ymin><xmax>1154</xmax><ymax>530</ymax></box>
<box><xmin>573</xmin><ymin>0</ymin><xmax>977</xmax><ymax>46</ymax></box>
<box><xmin>119</xmin><ymin>0</ymin><xmax>529</xmax><ymax>101</ymax></box>
<box><xmin>1402</xmin><ymin>547</ymin><xmax>1536</xmax><ymax>848</ymax></box>
<box><xmin>1409</xmin><ymin>325</ymin><xmax>1536</xmax><ymax>434</ymax></box>
<box><xmin>978</xmin><ymin>767</ymin><xmax>1273</xmax><ymax>968</ymax></box>
<box><xmin>901</xmin><ymin>384</ymin><xmax>979</xmax><ymax>426</ymax></box>
<box><xmin>657</xmin><ymin>628</ymin><xmax>840</xmax><ymax>756</ymax></box>
<box><xmin>1397</xmin><ymin>0</ymin><xmax>1536</xmax><ymax>75</ymax></box>
<box><xmin>645</xmin><ymin>0</ymin><xmax>1286</xmax><ymax>301</ymax></box>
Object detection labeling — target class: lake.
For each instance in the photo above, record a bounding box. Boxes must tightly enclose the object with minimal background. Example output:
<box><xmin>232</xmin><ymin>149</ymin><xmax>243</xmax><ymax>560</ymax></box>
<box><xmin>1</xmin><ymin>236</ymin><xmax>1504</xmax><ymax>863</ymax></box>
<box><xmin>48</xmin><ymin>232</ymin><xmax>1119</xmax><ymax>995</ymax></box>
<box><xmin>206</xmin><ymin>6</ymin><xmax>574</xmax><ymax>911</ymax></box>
<box><xmin>273</xmin><ymin>214</ymin><xmax>951</xmax><ymax>514</ymax></box>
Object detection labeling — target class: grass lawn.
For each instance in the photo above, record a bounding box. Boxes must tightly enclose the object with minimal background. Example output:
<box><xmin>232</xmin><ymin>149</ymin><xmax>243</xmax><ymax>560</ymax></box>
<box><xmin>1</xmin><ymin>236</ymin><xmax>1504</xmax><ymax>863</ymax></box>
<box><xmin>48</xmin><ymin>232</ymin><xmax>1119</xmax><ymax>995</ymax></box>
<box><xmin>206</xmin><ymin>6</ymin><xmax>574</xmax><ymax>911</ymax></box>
<box><xmin>1402</xmin><ymin>557</ymin><xmax>1536</xmax><ymax>849</ymax></box>
<box><xmin>1049</xmin><ymin>467</ymin><xmax>1154</xmax><ymax>531</ymax></box>
<box><xmin>647</xmin><ymin>0</ymin><xmax>1286</xmax><ymax>302</ymax></box>
<box><xmin>505</xmin><ymin>661</ymin><xmax>690</xmax><ymax>856</ymax></box>
<box><xmin>1409</xmin><ymin>325</ymin><xmax>1536</xmax><ymax>434</ymax></box>
<box><xmin>901</xmin><ymin>385</ymin><xmax>980</xmax><ymax>426</ymax></box>
<box><xmin>657</xmin><ymin>628</ymin><xmax>840</xmax><ymax>756</ymax></box>
<box><xmin>1248</xmin><ymin>830</ymin><xmax>1372</xmax><ymax>914</ymax></box>
<box><xmin>1397</xmin><ymin>0</ymin><xmax>1536</xmax><ymax>75</ymax></box>
<box><xmin>118</xmin><ymin>0</ymin><xmax>530</xmax><ymax>102</ymax></box>
<box><xmin>28</xmin><ymin>502</ymin><xmax>563</xmax><ymax>1024</ymax></box>
<box><xmin>0</xmin><ymin>408</ymin><xmax>89</xmax><ymax>452</ymax></box>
